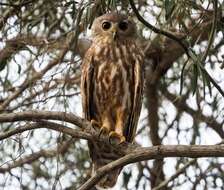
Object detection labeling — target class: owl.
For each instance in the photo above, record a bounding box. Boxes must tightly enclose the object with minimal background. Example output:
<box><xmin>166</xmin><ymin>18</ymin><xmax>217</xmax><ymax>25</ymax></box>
<box><xmin>81</xmin><ymin>12</ymin><xmax>144</xmax><ymax>189</ymax></box>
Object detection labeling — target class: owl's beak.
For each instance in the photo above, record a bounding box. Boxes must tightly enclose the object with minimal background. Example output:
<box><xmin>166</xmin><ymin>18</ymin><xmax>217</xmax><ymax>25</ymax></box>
<box><xmin>111</xmin><ymin>25</ymin><xmax>118</xmax><ymax>40</ymax></box>
<box><xmin>112</xmin><ymin>31</ymin><xmax>117</xmax><ymax>40</ymax></box>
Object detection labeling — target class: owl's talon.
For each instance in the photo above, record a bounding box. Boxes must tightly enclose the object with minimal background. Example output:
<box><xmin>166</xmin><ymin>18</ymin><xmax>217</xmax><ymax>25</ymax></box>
<box><xmin>91</xmin><ymin>119</ymin><xmax>101</xmax><ymax>131</ymax></box>
<box><xmin>109</xmin><ymin>131</ymin><xmax>126</xmax><ymax>145</ymax></box>
<box><xmin>99</xmin><ymin>126</ymin><xmax>109</xmax><ymax>137</ymax></box>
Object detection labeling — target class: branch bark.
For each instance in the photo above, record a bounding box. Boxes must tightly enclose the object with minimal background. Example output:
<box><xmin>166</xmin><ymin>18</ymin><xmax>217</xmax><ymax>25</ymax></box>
<box><xmin>145</xmin><ymin>72</ymin><xmax>165</xmax><ymax>188</ymax></box>
<box><xmin>1</xmin><ymin>110</ymin><xmax>224</xmax><ymax>190</ymax></box>
<box><xmin>0</xmin><ymin>110</ymin><xmax>87</xmax><ymax>128</ymax></box>
<box><xmin>0</xmin><ymin>121</ymin><xmax>92</xmax><ymax>141</ymax></box>
<box><xmin>78</xmin><ymin>144</ymin><xmax>224</xmax><ymax>190</ymax></box>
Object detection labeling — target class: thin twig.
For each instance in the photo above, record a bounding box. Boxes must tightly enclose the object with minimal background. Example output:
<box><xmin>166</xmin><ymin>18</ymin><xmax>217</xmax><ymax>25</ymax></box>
<box><xmin>129</xmin><ymin>0</ymin><xmax>224</xmax><ymax>97</ymax></box>
<box><xmin>200</xmin><ymin>0</ymin><xmax>218</xmax><ymax>63</ymax></box>
<box><xmin>0</xmin><ymin>0</ymin><xmax>34</xmax><ymax>8</ymax></box>
<box><xmin>152</xmin><ymin>159</ymin><xmax>197</xmax><ymax>190</ymax></box>
<box><xmin>128</xmin><ymin>0</ymin><xmax>189</xmax><ymax>55</ymax></box>
<box><xmin>197</xmin><ymin>0</ymin><xmax>224</xmax><ymax>97</ymax></box>
<box><xmin>0</xmin><ymin>139</ymin><xmax>73</xmax><ymax>173</ymax></box>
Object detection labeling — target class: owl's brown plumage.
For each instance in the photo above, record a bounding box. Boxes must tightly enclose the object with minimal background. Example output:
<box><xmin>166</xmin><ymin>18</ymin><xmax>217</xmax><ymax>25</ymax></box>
<box><xmin>81</xmin><ymin>12</ymin><xmax>144</xmax><ymax>189</ymax></box>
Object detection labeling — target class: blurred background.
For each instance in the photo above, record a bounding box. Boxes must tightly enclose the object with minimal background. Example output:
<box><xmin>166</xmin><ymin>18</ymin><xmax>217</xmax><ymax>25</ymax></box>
<box><xmin>0</xmin><ymin>0</ymin><xmax>224</xmax><ymax>189</ymax></box>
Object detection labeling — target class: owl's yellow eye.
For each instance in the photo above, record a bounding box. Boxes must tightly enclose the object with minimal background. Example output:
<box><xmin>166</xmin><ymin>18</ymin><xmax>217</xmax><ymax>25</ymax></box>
<box><xmin>102</xmin><ymin>21</ymin><xmax>111</xmax><ymax>30</ymax></box>
<box><xmin>118</xmin><ymin>21</ymin><xmax>128</xmax><ymax>31</ymax></box>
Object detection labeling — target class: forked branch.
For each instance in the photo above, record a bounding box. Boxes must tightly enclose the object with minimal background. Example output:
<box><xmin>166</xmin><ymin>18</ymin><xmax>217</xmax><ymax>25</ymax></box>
<box><xmin>1</xmin><ymin>111</ymin><xmax>224</xmax><ymax>189</ymax></box>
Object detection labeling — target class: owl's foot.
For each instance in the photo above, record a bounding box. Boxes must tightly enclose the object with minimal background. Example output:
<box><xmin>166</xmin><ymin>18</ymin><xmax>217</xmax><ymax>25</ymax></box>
<box><xmin>99</xmin><ymin>126</ymin><xmax>109</xmax><ymax>137</ymax></box>
<box><xmin>91</xmin><ymin>119</ymin><xmax>101</xmax><ymax>131</ymax></box>
<box><xmin>109</xmin><ymin>131</ymin><xmax>126</xmax><ymax>145</ymax></box>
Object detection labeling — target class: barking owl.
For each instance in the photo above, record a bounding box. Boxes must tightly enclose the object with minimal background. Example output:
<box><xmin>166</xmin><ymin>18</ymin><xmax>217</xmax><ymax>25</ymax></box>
<box><xmin>81</xmin><ymin>12</ymin><xmax>144</xmax><ymax>188</ymax></box>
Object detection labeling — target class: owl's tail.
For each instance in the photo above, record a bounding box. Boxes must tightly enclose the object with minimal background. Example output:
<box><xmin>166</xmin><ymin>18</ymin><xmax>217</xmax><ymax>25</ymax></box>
<box><xmin>92</xmin><ymin>162</ymin><xmax>122</xmax><ymax>189</ymax></box>
<box><xmin>88</xmin><ymin>142</ymin><xmax>123</xmax><ymax>189</ymax></box>
<box><xmin>92</xmin><ymin>163</ymin><xmax>121</xmax><ymax>190</ymax></box>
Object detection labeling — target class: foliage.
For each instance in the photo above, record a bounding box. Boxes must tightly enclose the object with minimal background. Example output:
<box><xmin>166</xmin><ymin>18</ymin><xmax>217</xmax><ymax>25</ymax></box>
<box><xmin>0</xmin><ymin>0</ymin><xmax>224</xmax><ymax>189</ymax></box>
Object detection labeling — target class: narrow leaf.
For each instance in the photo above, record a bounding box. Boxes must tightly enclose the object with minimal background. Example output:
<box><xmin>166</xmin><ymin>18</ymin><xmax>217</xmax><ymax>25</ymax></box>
<box><xmin>192</xmin><ymin>64</ymin><xmax>198</xmax><ymax>95</ymax></box>
<box><xmin>165</xmin><ymin>0</ymin><xmax>175</xmax><ymax>20</ymax></box>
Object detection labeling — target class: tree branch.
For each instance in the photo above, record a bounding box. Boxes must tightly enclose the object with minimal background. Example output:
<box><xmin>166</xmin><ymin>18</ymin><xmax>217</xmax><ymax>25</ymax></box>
<box><xmin>1</xmin><ymin>110</ymin><xmax>224</xmax><ymax>190</ymax></box>
<box><xmin>78</xmin><ymin>144</ymin><xmax>224</xmax><ymax>190</ymax></box>
<box><xmin>0</xmin><ymin>138</ymin><xmax>73</xmax><ymax>174</ymax></box>
<box><xmin>144</xmin><ymin>19</ymin><xmax>215</xmax><ymax>86</ymax></box>
<box><xmin>200</xmin><ymin>0</ymin><xmax>218</xmax><ymax>64</ymax></box>
<box><xmin>0</xmin><ymin>110</ymin><xmax>87</xmax><ymax>128</ymax></box>
<box><xmin>152</xmin><ymin>159</ymin><xmax>197</xmax><ymax>190</ymax></box>
<box><xmin>0</xmin><ymin>49</ymin><xmax>67</xmax><ymax>112</ymax></box>
<box><xmin>145</xmin><ymin>74</ymin><xmax>165</xmax><ymax>188</ymax></box>
<box><xmin>0</xmin><ymin>34</ymin><xmax>91</xmax><ymax>62</ymax></box>
<box><xmin>0</xmin><ymin>121</ymin><xmax>92</xmax><ymax>141</ymax></box>
<box><xmin>161</xmin><ymin>88</ymin><xmax>224</xmax><ymax>138</ymax></box>
<box><xmin>128</xmin><ymin>0</ymin><xmax>189</xmax><ymax>55</ymax></box>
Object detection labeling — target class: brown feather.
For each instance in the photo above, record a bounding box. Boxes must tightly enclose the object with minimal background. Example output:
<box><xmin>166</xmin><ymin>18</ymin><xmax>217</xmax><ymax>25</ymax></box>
<box><xmin>81</xmin><ymin>12</ymin><xmax>144</xmax><ymax>189</ymax></box>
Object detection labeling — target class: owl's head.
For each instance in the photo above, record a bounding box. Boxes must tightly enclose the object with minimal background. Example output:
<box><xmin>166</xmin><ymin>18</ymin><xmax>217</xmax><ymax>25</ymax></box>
<box><xmin>91</xmin><ymin>12</ymin><xmax>137</xmax><ymax>40</ymax></box>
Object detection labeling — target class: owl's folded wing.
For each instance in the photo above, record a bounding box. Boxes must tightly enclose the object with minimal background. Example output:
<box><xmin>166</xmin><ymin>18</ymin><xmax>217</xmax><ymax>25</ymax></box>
<box><xmin>81</xmin><ymin>49</ymin><xmax>94</xmax><ymax>121</ymax></box>
<box><xmin>125</xmin><ymin>54</ymin><xmax>144</xmax><ymax>142</ymax></box>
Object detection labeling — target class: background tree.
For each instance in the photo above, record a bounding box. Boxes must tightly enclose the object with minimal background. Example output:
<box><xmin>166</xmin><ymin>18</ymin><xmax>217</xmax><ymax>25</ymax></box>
<box><xmin>0</xmin><ymin>0</ymin><xmax>224</xmax><ymax>190</ymax></box>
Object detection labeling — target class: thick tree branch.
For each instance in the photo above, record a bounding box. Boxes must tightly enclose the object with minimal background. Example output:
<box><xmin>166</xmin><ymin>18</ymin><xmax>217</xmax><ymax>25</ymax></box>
<box><xmin>0</xmin><ymin>110</ymin><xmax>87</xmax><ymax>128</ymax></box>
<box><xmin>0</xmin><ymin>121</ymin><xmax>92</xmax><ymax>141</ymax></box>
<box><xmin>1</xmin><ymin>110</ymin><xmax>224</xmax><ymax>190</ymax></box>
<box><xmin>145</xmin><ymin>79</ymin><xmax>165</xmax><ymax>188</ymax></box>
<box><xmin>146</xmin><ymin>84</ymin><xmax>160</xmax><ymax>145</ymax></box>
<box><xmin>78</xmin><ymin>144</ymin><xmax>224</xmax><ymax>190</ymax></box>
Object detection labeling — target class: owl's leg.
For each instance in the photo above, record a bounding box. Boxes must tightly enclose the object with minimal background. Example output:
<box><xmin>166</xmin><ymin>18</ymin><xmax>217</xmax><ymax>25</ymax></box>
<box><xmin>109</xmin><ymin>108</ymin><xmax>126</xmax><ymax>144</ymax></box>
<box><xmin>99</xmin><ymin>126</ymin><xmax>109</xmax><ymax>136</ymax></box>
<box><xmin>99</xmin><ymin>116</ymin><xmax>112</xmax><ymax>137</ymax></box>
<box><xmin>91</xmin><ymin>119</ymin><xmax>101</xmax><ymax>130</ymax></box>
<box><xmin>91</xmin><ymin>118</ymin><xmax>109</xmax><ymax>138</ymax></box>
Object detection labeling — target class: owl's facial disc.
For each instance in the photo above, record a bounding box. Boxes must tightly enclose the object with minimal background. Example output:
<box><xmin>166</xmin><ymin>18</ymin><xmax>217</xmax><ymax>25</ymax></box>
<box><xmin>101</xmin><ymin>20</ymin><xmax>130</xmax><ymax>40</ymax></box>
<box><xmin>91</xmin><ymin>13</ymin><xmax>136</xmax><ymax>40</ymax></box>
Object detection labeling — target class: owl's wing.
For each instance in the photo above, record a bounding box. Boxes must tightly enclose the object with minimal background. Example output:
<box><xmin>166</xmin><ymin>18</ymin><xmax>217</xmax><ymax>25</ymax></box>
<box><xmin>81</xmin><ymin>48</ymin><xmax>94</xmax><ymax>120</ymax></box>
<box><xmin>125</xmin><ymin>55</ymin><xmax>144</xmax><ymax>142</ymax></box>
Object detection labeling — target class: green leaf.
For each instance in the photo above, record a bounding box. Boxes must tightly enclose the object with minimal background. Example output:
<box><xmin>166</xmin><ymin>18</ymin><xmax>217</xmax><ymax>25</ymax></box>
<box><xmin>0</xmin><ymin>58</ymin><xmax>8</xmax><ymax>72</ymax></box>
<box><xmin>201</xmin><ymin>68</ymin><xmax>206</xmax><ymax>97</ymax></box>
<box><xmin>204</xmin><ymin>71</ymin><xmax>212</xmax><ymax>96</ymax></box>
<box><xmin>165</xmin><ymin>0</ymin><xmax>175</xmax><ymax>20</ymax></box>
<box><xmin>192</xmin><ymin>64</ymin><xmax>198</xmax><ymax>95</ymax></box>
<box><xmin>179</xmin><ymin>59</ymin><xmax>188</xmax><ymax>95</ymax></box>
